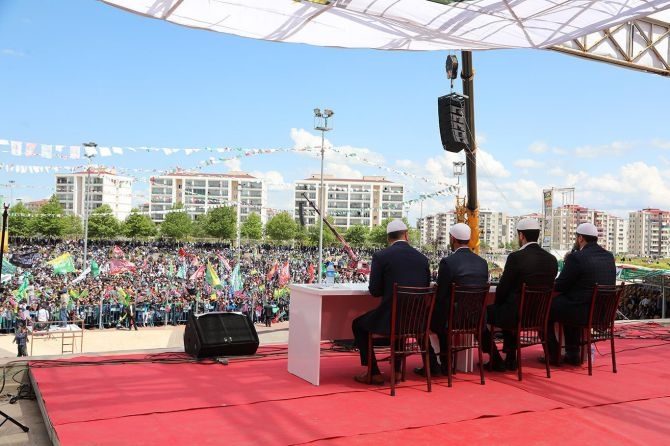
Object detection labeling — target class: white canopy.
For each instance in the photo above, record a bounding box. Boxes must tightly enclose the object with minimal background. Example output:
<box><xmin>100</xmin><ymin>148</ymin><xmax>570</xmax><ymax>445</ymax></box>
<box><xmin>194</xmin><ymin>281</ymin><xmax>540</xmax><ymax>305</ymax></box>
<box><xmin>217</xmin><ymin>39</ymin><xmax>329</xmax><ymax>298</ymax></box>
<box><xmin>100</xmin><ymin>0</ymin><xmax>670</xmax><ymax>50</ymax></box>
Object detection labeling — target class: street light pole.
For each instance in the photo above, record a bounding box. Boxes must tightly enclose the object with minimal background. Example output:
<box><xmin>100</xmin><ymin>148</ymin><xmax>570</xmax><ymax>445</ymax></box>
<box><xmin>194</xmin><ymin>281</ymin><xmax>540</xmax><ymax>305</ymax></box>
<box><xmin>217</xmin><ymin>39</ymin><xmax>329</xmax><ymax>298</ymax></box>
<box><xmin>313</xmin><ymin>108</ymin><xmax>334</xmax><ymax>285</ymax></box>
<box><xmin>82</xmin><ymin>142</ymin><xmax>101</xmax><ymax>329</ymax></box>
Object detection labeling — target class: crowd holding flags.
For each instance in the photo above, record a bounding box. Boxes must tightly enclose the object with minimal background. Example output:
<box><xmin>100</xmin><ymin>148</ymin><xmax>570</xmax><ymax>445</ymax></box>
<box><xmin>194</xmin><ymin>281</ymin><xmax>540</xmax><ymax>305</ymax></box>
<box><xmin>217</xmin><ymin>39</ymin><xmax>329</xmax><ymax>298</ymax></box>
<box><xmin>47</xmin><ymin>252</ymin><xmax>76</xmax><ymax>274</ymax></box>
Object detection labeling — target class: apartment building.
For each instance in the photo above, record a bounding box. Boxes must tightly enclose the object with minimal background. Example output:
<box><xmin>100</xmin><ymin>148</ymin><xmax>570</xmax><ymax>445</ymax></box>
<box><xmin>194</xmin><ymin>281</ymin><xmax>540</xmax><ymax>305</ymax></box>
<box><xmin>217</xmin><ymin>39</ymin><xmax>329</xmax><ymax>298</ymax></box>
<box><xmin>294</xmin><ymin>174</ymin><xmax>404</xmax><ymax>229</ymax></box>
<box><xmin>149</xmin><ymin>171</ymin><xmax>266</xmax><ymax>223</ymax></box>
<box><xmin>55</xmin><ymin>168</ymin><xmax>133</xmax><ymax>220</ymax></box>
<box><xmin>628</xmin><ymin>208</ymin><xmax>670</xmax><ymax>258</ymax></box>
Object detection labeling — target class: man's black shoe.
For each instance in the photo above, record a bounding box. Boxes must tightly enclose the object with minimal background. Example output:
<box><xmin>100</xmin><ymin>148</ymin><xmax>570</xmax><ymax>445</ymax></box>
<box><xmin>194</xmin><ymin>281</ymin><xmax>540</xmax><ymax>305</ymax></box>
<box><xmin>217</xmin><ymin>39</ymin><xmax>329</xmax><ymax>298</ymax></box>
<box><xmin>483</xmin><ymin>359</ymin><xmax>506</xmax><ymax>372</ymax></box>
<box><xmin>413</xmin><ymin>365</ymin><xmax>440</xmax><ymax>377</ymax></box>
<box><xmin>504</xmin><ymin>356</ymin><xmax>518</xmax><ymax>371</ymax></box>
<box><xmin>537</xmin><ymin>356</ymin><xmax>561</xmax><ymax>367</ymax></box>
<box><xmin>562</xmin><ymin>355</ymin><xmax>582</xmax><ymax>366</ymax></box>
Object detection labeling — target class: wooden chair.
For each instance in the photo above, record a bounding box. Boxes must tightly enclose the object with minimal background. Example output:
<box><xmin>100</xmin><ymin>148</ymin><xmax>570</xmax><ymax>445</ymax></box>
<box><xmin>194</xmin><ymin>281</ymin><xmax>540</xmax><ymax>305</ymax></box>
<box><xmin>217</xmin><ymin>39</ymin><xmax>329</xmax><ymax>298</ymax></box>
<box><xmin>560</xmin><ymin>284</ymin><xmax>625</xmax><ymax>376</ymax></box>
<box><xmin>368</xmin><ymin>284</ymin><xmax>436</xmax><ymax>396</ymax></box>
<box><xmin>443</xmin><ymin>283</ymin><xmax>490</xmax><ymax>387</ymax></box>
<box><xmin>490</xmin><ymin>284</ymin><xmax>554</xmax><ymax>381</ymax></box>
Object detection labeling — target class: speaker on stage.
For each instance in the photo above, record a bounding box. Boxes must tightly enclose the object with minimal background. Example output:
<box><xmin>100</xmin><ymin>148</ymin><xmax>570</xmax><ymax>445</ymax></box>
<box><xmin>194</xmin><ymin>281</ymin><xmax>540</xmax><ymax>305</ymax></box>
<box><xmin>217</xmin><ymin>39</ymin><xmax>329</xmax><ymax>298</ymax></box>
<box><xmin>184</xmin><ymin>312</ymin><xmax>259</xmax><ymax>359</ymax></box>
<box><xmin>438</xmin><ymin>94</ymin><xmax>470</xmax><ymax>153</ymax></box>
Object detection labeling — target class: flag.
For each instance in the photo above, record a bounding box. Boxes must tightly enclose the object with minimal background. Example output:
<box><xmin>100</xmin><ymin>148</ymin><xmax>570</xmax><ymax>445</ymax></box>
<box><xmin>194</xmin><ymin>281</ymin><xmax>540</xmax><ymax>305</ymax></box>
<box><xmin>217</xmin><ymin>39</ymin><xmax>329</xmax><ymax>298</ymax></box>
<box><xmin>71</xmin><ymin>266</ymin><xmax>91</xmax><ymax>284</ymax></box>
<box><xmin>10</xmin><ymin>252</ymin><xmax>40</xmax><ymax>268</ymax></box>
<box><xmin>266</xmin><ymin>262</ymin><xmax>278</xmax><ymax>282</ymax></box>
<box><xmin>278</xmin><ymin>261</ymin><xmax>290</xmax><ymax>287</ymax></box>
<box><xmin>117</xmin><ymin>288</ymin><xmax>129</xmax><ymax>305</ymax></box>
<box><xmin>190</xmin><ymin>264</ymin><xmax>205</xmax><ymax>281</ymax></box>
<box><xmin>307</xmin><ymin>263</ymin><xmax>315</xmax><ymax>284</ymax></box>
<box><xmin>47</xmin><ymin>252</ymin><xmax>76</xmax><ymax>274</ymax></box>
<box><xmin>90</xmin><ymin>260</ymin><xmax>100</xmax><ymax>278</ymax></box>
<box><xmin>177</xmin><ymin>262</ymin><xmax>186</xmax><ymax>279</ymax></box>
<box><xmin>112</xmin><ymin>245</ymin><xmax>124</xmax><ymax>257</ymax></box>
<box><xmin>2</xmin><ymin>258</ymin><xmax>16</xmax><ymax>274</ymax></box>
<box><xmin>109</xmin><ymin>259</ymin><xmax>137</xmax><ymax>275</ymax></box>
<box><xmin>167</xmin><ymin>260</ymin><xmax>175</xmax><ymax>279</ymax></box>
<box><xmin>231</xmin><ymin>264</ymin><xmax>243</xmax><ymax>292</ymax></box>
<box><xmin>205</xmin><ymin>262</ymin><xmax>223</xmax><ymax>290</ymax></box>
<box><xmin>16</xmin><ymin>272</ymin><xmax>30</xmax><ymax>301</ymax></box>
<box><xmin>1</xmin><ymin>229</ymin><xmax>7</xmax><ymax>253</ymax></box>
<box><xmin>217</xmin><ymin>254</ymin><xmax>232</xmax><ymax>272</ymax></box>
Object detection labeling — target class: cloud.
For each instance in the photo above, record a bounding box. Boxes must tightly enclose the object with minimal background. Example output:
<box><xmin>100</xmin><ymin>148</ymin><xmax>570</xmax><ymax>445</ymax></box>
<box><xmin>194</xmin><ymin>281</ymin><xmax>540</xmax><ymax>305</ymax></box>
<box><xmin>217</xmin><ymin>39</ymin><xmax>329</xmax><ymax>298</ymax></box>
<box><xmin>529</xmin><ymin>141</ymin><xmax>548</xmax><ymax>153</ymax></box>
<box><xmin>477</xmin><ymin>149</ymin><xmax>511</xmax><ymax>178</ymax></box>
<box><xmin>1</xmin><ymin>48</ymin><xmax>26</xmax><ymax>57</ymax></box>
<box><xmin>651</xmin><ymin>138</ymin><xmax>670</xmax><ymax>150</ymax></box>
<box><xmin>222</xmin><ymin>158</ymin><xmax>241</xmax><ymax>171</ymax></box>
<box><xmin>574</xmin><ymin>141</ymin><xmax>633</xmax><ymax>159</ymax></box>
<box><xmin>514</xmin><ymin>159</ymin><xmax>544</xmax><ymax>169</ymax></box>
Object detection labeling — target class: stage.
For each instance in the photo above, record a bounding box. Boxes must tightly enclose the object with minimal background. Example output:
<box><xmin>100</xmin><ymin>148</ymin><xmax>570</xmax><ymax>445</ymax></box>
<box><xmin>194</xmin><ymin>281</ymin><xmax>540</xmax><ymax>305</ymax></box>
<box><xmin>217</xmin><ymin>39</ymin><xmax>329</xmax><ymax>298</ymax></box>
<box><xmin>26</xmin><ymin>322</ymin><xmax>670</xmax><ymax>445</ymax></box>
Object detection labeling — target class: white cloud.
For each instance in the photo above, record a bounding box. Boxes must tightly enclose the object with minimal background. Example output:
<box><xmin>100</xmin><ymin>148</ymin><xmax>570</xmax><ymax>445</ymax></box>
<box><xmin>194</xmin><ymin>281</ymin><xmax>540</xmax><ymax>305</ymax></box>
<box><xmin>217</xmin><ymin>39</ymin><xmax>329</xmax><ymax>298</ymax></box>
<box><xmin>222</xmin><ymin>158</ymin><xmax>241</xmax><ymax>171</ymax></box>
<box><xmin>574</xmin><ymin>141</ymin><xmax>633</xmax><ymax>159</ymax></box>
<box><xmin>548</xmin><ymin>166</ymin><xmax>565</xmax><ymax>177</ymax></box>
<box><xmin>477</xmin><ymin>149</ymin><xmax>511</xmax><ymax>178</ymax></box>
<box><xmin>529</xmin><ymin>141</ymin><xmax>548</xmax><ymax>154</ymax></box>
<box><xmin>1</xmin><ymin>48</ymin><xmax>26</xmax><ymax>57</ymax></box>
<box><xmin>514</xmin><ymin>159</ymin><xmax>544</xmax><ymax>169</ymax></box>
<box><xmin>651</xmin><ymin>138</ymin><xmax>670</xmax><ymax>150</ymax></box>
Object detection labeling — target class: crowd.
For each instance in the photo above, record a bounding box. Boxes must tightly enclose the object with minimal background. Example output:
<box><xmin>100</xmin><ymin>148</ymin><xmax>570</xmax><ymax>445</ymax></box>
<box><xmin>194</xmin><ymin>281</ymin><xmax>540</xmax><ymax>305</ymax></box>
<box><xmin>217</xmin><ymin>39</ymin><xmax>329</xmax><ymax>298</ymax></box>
<box><xmin>619</xmin><ymin>284</ymin><xmax>665</xmax><ymax>319</ymax></box>
<box><xmin>1</xmin><ymin>238</ymin><xmax>447</xmax><ymax>335</ymax></box>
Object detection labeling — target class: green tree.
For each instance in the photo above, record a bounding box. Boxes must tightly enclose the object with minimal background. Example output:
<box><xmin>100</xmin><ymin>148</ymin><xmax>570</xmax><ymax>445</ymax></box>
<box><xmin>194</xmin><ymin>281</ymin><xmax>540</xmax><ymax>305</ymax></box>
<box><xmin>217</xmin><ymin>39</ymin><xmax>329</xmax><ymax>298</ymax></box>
<box><xmin>33</xmin><ymin>195</ymin><xmax>68</xmax><ymax>237</ymax></box>
<box><xmin>122</xmin><ymin>209</ymin><xmax>157</xmax><ymax>238</ymax></box>
<box><xmin>190</xmin><ymin>214</ymin><xmax>208</xmax><ymax>238</ymax></box>
<box><xmin>265</xmin><ymin>211</ymin><xmax>298</xmax><ymax>242</ymax></box>
<box><xmin>345</xmin><ymin>224</ymin><xmax>369</xmax><ymax>247</ymax></box>
<box><xmin>241</xmin><ymin>212</ymin><xmax>263</xmax><ymax>240</ymax></box>
<box><xmin>203</xmin><ymin>206</ymin><xmax>236</xmax><ymax>240</ymax></box>
<box><xmin>293</xmin><ymin>225</ymin><xmax>310</xmax><ymax>245</ymax></box>
<box><xmin>366</xmin><ymin>217</ymin><xmax>413</xmax><ymax>247</ymax></box>
<box><xmin>160</xmin><ymin>204</ymin><xmax>193</xmax><ymax>240</ymax></box>
<box><xmin>88</xmin><ymin>204</ymin><xmax>121</xmax><ymax>238</ymax></box>
<box><xmin>307</xmin><ymin>217</ymin><xmax>338</xmax><ymax>246</ymax></box>
<box><xmin>7</xmin><ymin>201</ymin><xmax>33</xmax><ymax>237</ymax></box>
<box><xmin>62</xmin><ymin>213</ymin><xmax>83</xmax><ymax>237</ymax></box>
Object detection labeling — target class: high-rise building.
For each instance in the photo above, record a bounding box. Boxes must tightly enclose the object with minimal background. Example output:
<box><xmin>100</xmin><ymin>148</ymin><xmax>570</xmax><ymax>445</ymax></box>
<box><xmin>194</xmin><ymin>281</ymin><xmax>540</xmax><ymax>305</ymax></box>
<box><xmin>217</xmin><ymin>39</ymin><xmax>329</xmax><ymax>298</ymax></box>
<box><xmin>149</xmin><ymin>171</ymin><xmax>266</xmax><ymax>223</ymax></box>
<box><xmin>628</xmin><ymin>208</ymin><xmax>670</xmax><ymax>258</ymax></box>
<box><xmin>479</xmin><ymin>209</ymin><xmax>507</xmax><ymax>250</ymax></box>
<box><xmin>294</xmin><ymin>175</ymin><xmax>404</xmax><ymax>229</ymax></box>
<box><xmin>55</xmin><ymin>168</ymin><xmax>133</xmax><ymax>220</ymax></box>
<box><xmin>418</xmin><ymin>211</ymin><xmax>456</xmax><ymax>249</ymax></box>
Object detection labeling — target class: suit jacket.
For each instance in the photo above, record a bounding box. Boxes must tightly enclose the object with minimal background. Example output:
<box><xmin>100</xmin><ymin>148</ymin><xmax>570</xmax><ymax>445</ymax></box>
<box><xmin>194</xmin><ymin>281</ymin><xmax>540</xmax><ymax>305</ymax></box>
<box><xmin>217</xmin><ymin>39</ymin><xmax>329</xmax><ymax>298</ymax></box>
<box><xmin>491</xmin><ymin>242</ymin><xmax>558</xmax><ymax>327</ymax></box>
<box><xmin>432</xmin><ymin>247</ymin><xmax>489</xmax><ymax>331</ymax></box>
<box><xmin>365</xmin><ymin>240</ymin><xmax>431</xmax><ymax>333</ymax></box>
<box><xmin>555</xmin><ymin>242</ymin><xmax>615</xmax><ymax>304</ymax></box>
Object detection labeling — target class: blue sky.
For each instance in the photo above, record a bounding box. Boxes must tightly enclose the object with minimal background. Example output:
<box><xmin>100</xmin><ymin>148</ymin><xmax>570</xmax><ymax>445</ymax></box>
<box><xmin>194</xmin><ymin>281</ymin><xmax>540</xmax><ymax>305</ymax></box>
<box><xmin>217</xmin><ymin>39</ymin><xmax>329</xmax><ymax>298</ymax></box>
<box><xmin>1</xmin><ymin>0</ymin><xmax>669</xmax><ymax>223</ymax></box>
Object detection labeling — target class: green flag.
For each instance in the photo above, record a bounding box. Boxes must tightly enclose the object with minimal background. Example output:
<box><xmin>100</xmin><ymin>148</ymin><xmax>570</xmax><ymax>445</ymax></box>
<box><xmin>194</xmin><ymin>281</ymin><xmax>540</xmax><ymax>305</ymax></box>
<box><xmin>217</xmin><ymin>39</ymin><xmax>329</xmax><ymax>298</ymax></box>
<box><xmin>17</xmin><ymin>272</ymin><xmax>30</xmax><ymax>301</ymax></box>
<box><xmin>231</xmin><ymin>264</ymin><xmax>243</xmax><ymax>292</ymax></box>
<box><xmin>2</xmin><ymin>258</ymin><xmax>16</xmax><ymax>274</ymax></box>
<box><xmin>90</xmin><ymin>260</ymin><xmax>100</xmax><ymax>278</ymax></box>
<box><xmin>47</xmin><ymin>252</ymin><xmax>75</xmax><ymax>274</ymax></box>
<box><xmin>205</xmin><ymin>262</ymin><xmax>223</xmax><ymax>290</ymax></box>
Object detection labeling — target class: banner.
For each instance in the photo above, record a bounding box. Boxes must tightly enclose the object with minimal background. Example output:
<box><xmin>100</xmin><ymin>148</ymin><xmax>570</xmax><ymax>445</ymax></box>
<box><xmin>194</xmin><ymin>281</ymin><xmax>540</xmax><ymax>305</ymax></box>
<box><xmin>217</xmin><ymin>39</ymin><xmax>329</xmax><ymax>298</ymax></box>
<box><xmin>2</xmin><ymin>258</ymin><xmax>17</xmax><ymax>274</ymax></box>
<box><xmin>112</xmin><ymin>245</ymin><xmax>124</xmax><ymax>257</ymax></box>
<box><xmin>231</xmin><ymin>264</ymin><xmax>243</xmax><ymax>292</ymax></box>
<box><xmin>91</xmin><ymin>259</ymin><xmax>100</xmax><ymax>278</ymax></box>
<box><xmin>10</xmin><ymin>251</ymin><xmax>40</xmax><ymax>268</ymax></box>
<box><xmin>190</xmin><ymin>264</ymin><xmax>205</xmax><ymax>281</ymax></box>
<box><xmin>109</xmin><ymin>259</ymin><xmax>137</xmax><ymax>275</ymax></box>
<box><xmin>278</xmin><ymin>261</ymin><xmax>290</xmax><ymax>287</ymax></box>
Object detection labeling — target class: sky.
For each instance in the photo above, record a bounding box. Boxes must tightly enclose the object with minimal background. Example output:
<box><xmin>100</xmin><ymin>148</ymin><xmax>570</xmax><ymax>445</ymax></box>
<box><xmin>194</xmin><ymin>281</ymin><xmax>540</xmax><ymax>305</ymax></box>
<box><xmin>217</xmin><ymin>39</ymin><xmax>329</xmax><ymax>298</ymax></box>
<box><xmin>1</xmin><ymin>0</ymin><xmax>669</xmax><ymax>225</ymax></box>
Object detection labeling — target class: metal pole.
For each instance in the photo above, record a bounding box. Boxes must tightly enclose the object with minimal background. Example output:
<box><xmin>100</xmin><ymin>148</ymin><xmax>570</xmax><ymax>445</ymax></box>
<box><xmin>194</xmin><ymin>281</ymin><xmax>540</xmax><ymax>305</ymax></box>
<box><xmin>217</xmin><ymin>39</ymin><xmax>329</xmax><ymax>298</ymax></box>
<box><xmin>318</xmin><ymin>130</ymin><xmax>325</xmax><ymax>284</ymax></box>
<box><xmin>461</xmin><ymin>50</ymin><xmax>479</xmax><ymax>253</ymax></box>
<box><xmin>0</xmin><ymin>204</ymin><xmax>9</xmax><ymax>279</ymax></box>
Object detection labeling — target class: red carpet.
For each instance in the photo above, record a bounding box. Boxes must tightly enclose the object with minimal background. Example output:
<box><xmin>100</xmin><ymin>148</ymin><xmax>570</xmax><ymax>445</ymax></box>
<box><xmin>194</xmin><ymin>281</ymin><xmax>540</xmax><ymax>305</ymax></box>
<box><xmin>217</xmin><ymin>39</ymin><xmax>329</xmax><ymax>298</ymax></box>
<box><xmin>29</xmin><ymin>325</ymin><xmax>670</xmax><ymax>445</ymax></box>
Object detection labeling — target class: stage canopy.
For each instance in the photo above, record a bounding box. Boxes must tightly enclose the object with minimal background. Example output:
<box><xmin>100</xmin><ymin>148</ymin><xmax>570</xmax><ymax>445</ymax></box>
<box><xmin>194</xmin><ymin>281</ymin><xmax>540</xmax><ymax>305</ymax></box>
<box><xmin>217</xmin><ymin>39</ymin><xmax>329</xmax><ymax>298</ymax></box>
<box><xmin>100</xmin><ymin>1</ymin><xmax>670</xmax><ymax>51</ymax></box>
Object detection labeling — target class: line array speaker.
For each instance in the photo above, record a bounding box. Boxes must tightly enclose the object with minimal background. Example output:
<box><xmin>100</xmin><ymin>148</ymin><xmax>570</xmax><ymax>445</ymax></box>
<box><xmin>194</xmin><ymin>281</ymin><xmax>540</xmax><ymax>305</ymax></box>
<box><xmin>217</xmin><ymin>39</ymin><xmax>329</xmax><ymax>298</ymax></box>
<box><xmin>438</xmin><ymin>94</ymin><xmax>470</xmax><ymax>153</ymax></box>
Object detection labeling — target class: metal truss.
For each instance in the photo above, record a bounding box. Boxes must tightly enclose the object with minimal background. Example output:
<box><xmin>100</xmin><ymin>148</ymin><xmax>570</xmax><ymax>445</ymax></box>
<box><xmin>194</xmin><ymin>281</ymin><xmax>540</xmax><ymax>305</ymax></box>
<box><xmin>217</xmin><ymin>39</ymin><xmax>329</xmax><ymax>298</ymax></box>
<box><xmin>552</xmin><ymin>12</ymin><xmax>670</xmax><ymax>77</ymax></box>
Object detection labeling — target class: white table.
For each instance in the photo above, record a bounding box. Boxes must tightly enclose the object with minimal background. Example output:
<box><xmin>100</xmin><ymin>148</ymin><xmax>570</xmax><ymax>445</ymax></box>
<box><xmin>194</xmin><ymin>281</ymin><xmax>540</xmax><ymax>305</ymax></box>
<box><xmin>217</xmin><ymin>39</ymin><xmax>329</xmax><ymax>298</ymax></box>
<box><xmin>288</xmin><ymin>283</ymin><xmax>378</xmax><ymax>385</ymax></box>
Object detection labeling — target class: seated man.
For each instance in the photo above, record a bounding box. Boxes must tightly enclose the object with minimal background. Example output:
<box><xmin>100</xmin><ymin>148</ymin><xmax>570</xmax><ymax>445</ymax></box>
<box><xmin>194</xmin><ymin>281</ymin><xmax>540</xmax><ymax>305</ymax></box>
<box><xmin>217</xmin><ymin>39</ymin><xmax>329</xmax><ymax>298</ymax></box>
<box><xmin>414</xmin><ymin>223</ymin><xmax>488</xmax><ymax>376</ymax></box>
<box><xmin>481</xmin><ymin>218</ymin><xmax>558</xmax><ymax>371</ymax></box>
<box><xmin>351</xmin><ymin>219</ymin><xmax>431</xmax><ymax>385</ymax></box>
<box><xmin>545</xmin><ymin>222</ymin><xmax>616</xmax><ymax>365</ymax></box>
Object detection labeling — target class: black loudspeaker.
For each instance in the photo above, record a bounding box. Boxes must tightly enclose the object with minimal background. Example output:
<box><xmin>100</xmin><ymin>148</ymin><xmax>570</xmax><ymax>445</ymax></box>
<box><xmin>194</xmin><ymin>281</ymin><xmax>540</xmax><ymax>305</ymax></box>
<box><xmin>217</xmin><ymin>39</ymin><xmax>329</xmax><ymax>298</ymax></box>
<box><xmin>298</xmin><ymin>201</ymin><xmax>305</xmax><ymax>227</ymax></box>
<box><xmin>184</xmin><ymin>312</ymin><xmax>259</xmax><ymax>359</ymax></box>
<box><xmin>438</xmin><ymin>94</ymin><xmax>470</xmax><ymax>152</ymax></box>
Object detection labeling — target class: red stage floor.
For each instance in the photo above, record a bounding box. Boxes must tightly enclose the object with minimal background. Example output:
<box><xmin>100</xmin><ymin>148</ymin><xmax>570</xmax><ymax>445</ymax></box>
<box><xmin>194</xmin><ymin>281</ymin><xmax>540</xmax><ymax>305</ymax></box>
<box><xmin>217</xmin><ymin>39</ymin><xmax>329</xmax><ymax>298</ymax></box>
<box><xmin>29</xmin><ymin>323</ymin><xmax>670</xmax><ymax>446</ymax></box>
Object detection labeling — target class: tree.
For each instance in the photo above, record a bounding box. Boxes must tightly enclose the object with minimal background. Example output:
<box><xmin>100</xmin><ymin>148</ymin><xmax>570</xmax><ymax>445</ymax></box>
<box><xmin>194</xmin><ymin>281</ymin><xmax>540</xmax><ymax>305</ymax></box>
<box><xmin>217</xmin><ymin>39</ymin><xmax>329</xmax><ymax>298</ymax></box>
<box><xmin>345</xmin><ymin>225</ymin><xmax>369</xmax><ymax>247</ymax></box>
<box><xmin>241</xmin><ymin>212</ymin><xmax>263</xmax><ymax>240</ymax></box>
<box><xmin>62</xmin><ymin>213</ymin><xmax>83</xmax><ymax>237</ymax></box>
<box><xmin>7</xmin><ymin>202</ymin><xmax>33</xmax><ymax>237</ymax></box>
<box><xmin>203</xmin><ymin>206</ymin><xmax>236</xmax><ymax>240</ymax></box>
<box><xmin>265</xmin><ymin>211</ymin><xmax>298</xmax><ymax>242</ymax></box>
<box><xmin>88</xmin><ymin>204</ymin><xmax>121</xmax><ymax>238</ymax></box>
<box><xmin>123</xmin><ymin>209</ymin><xmax>157</xmax><ymax>238</ymax></box>
<box><xmin>366</xmin><ymin>217</ymin><xmax>413</xmax><ymax>247</ymax></box>
<box><xmin>160</xmin><ymin>204</ymin><xmax>193</xmax><ymax>240</ymax></box>
<box><xmin>33</xmin><ymin>195</ymin><xmax>68</xmax><ymax>237</ymax></box>
<box><xmin>307</xmin><ymin>217</ymin><xmax>338</xmax><ymax>246</ymax></box>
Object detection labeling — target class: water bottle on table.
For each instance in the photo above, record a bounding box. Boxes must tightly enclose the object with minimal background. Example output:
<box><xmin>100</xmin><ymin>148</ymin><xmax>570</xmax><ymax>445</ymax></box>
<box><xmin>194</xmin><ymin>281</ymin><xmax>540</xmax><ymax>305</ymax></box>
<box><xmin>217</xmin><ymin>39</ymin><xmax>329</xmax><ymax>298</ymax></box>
<box><xmin>325</xmin><ymin>262</ymin><xmax>335</xmax><ymax>287</ymax></box>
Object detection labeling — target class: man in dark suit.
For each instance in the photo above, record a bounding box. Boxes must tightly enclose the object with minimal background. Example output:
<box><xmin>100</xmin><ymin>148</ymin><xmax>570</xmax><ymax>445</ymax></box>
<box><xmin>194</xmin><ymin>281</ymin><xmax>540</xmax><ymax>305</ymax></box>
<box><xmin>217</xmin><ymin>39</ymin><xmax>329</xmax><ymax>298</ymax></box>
<box><xmin>546</xmin><ymin>222</ymin><xmax>616</xmax><ymax>365</ymax></box>
<box><xmin>352</xmin><ymin>219</ymin><xmax>431</xmax><ymax>385</ymax></box>
<box><xmin>482</xmin><ymin>218</ymin><xmax>558</xmax><ymax>371</ymax></box>
<box><xmin>414</xmin><ymin>223</ymin><xmax>488</xmax><ymax>376</ymax></box>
